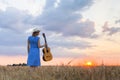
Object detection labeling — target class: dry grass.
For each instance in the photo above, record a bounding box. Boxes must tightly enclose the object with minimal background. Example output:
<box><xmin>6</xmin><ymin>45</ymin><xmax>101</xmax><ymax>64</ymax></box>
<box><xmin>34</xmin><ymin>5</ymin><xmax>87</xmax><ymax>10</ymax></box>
<box><xmin>0</xmin><ymin>66</ymin><xmax>120</xmax><ymax>80</ymax></box>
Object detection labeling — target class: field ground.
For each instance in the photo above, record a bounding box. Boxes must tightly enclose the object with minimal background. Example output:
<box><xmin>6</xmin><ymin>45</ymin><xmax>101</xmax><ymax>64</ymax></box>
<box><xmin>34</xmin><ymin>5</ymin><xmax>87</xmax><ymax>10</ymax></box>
<box><xmin>0</xmin><ymin>66</ymin><xmax>120</xmax><ymax>80</ymax></box>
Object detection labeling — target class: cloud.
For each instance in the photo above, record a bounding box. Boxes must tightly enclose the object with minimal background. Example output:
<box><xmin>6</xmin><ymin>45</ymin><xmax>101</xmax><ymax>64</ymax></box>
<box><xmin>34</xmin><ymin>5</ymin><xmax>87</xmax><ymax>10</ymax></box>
<box><xmin>34</xmin><ymin>0</ymin><xmax>95</xmax><ymax>38</ymax></box>
<box><xmin>63</xmin><ymin>19</ymin><xmax>95</xmax><ymax>38</ymax></box>
<box><xmin>0</xmin><ymin>7</ymin><xmax>33</xmax><ymax>55</ymax></box>
<box><xmin>0</xmin><ymin>28</ymin><xmax>28</xmax><ymax>56</ymax></box>
<box><xmin>0</xmin><ymin>29</ymin><xmax>26</xmax><ymax>46</ymax></box>
<box><xmin>103</xmin><ymin>22</ymin><xmax>120</xmax><ymax>35</ymax></box>
<box><xmin>115</xmin><ymin>19</ymin><xmax>120</xmax><ymax>24</ymax></box>
<box><xmin>108</xmin><ymin>27</ymin><xmax>120</xmax><ymax>35</ymax></box>
<box><xmin>0</xmin><ymin>45</ymin><xmax>26</xmax><ymax>56</ymax></box>
<box><xmin>0</xmin><ymin>0</ymin><xmax>95</xmax><ymax>38</ymax></box>
<box><xmin>51</xmin><ymin>40</ymin><xmax>93</xmax><ymax>49</ymax></box>
<box><xmin>0</xmin><ymin>7</ymin><xmax>33</xmax><ymax>32</ymax></box>
<box><xmin>0</xmin><ymin>0</ymin><xmax>95</xmax><ymax>56</ymax></box>
<box><xmin>0</xmin><ymin>0</ymin><xmax>45</xmax><ymax>16</ymax></box>
<box><xmin>102</xmin><ymin>22</ymin><xmax>109</xmax><ymax>32</ymax></box>
<box><xmin>48</xmin><ymin>35</ymin><xmax>94</xmax><ymax>49</ymax></box>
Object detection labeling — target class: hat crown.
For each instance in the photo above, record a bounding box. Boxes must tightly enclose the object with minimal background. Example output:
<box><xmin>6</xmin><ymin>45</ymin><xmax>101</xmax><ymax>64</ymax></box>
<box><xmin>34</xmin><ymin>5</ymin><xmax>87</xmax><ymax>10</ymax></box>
<box><xmin>33</xmin><ymin>28</ymin><xmax>40</xmax><ymax>32</ymax></box>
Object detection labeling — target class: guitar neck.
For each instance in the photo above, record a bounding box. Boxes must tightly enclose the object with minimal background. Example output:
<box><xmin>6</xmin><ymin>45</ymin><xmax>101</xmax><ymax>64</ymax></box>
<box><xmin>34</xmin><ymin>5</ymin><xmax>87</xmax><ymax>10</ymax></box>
<box><xmin>43</xmin><ymin>33</ymin><xmax>48</xmax><ymax>48</ymax></box>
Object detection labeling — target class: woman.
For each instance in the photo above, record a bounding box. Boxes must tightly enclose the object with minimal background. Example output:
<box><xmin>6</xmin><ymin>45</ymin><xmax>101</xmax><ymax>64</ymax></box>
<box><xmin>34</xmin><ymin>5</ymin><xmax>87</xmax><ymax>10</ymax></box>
<box><xmin>27</xmin><ymin>28</ymin><xmax>45</xmax><ymax>67</ymax></box>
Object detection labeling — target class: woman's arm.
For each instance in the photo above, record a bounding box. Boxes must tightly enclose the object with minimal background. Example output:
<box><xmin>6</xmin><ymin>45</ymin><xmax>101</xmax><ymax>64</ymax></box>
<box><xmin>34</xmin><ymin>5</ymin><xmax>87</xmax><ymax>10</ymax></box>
<box><xmin>27</xmin><ymin>40</ymin><xmax>30</xmax><ymax>54</ymax></box>
<box><xmin>38</xmin><ymin>39</ymin><xmax>45</xmax><ymax>48</ymax></box>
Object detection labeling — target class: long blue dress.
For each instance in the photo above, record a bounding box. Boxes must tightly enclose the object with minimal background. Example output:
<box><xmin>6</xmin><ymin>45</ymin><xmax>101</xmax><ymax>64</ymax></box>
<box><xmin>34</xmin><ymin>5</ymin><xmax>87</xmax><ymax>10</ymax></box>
<box><xmin>27</xmin><ymin>36</ymin><xmax>41</xmax><ymax>66</ymax></box>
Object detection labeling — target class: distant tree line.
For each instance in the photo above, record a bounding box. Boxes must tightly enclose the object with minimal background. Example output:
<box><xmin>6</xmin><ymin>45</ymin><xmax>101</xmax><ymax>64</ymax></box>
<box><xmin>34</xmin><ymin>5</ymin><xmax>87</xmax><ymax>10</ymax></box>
<box><xmin>7</xmin><ymin>63</ymin><xmax>27</xmax><ymax>66</ymax></box>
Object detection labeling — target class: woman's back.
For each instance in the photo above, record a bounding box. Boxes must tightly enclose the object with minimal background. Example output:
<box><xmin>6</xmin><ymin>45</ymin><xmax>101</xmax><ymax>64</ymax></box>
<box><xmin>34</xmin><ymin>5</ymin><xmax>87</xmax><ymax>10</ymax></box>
<box><xmin>28</xmin><ymin>36</ymin><xmax>39</xmax><ymax>48</ymax></box>
<box><xmin>27</xmin><ymin>36</ymin><xmax>40</xmax><ymax>66</ymax></box>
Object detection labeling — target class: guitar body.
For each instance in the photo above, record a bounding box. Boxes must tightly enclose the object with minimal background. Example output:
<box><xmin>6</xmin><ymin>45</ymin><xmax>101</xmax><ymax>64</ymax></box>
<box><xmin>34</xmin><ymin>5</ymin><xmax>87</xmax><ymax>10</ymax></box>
<box><xmin>42</xmin><ymin>47</ymin><xmax>52</xmax><ymax>61</ymax></box>
<box><xmin>42</xmin><ymin>33</ymin><xmax>53</xmax><ymax>61</ymax></box>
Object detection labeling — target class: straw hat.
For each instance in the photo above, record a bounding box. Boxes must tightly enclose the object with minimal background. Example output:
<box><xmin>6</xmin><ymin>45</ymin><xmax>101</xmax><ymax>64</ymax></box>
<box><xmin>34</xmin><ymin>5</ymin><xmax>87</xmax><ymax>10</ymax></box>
<box><xmin>32</xmin><ymin>27</ymin><xmax>40</xmax><ymax>33</ymax></box>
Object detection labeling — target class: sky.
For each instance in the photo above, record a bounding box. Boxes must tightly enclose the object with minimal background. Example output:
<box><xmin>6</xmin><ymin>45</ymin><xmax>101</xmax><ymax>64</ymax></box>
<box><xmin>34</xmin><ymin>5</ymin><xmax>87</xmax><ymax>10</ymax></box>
<box><xmin>0</xmin><ymin>0</ymin><xmax>120</xmax><ymax>66</ymax></box>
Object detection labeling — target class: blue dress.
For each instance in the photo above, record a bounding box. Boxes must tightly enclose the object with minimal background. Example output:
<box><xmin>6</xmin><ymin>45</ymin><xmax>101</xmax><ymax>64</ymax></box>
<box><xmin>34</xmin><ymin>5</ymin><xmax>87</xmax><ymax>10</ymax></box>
<box><xmin>27</xmin><ymin>36</ymin><xmax>41</xmax><ymax>66</ymax></box>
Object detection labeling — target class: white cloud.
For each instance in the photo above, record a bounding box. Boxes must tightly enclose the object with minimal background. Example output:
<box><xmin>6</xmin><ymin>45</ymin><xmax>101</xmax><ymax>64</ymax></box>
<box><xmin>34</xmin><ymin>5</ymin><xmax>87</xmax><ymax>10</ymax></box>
<box><xmin>34</xmin><ymin>0</ymin><xmax>95</xmax><ymax>38</ymax></box>
<box><xmin>0</xmin><ymin>0</ymin><xmax>45</xmax><ymax>16</ymax></box>
<box><xmin>0</xmin><ymin>0</ymin><xmax>96</xmax><ymax>56</ymax></box>
<box><xmin>0</xmin><ymin>7</ymin><xmax>33</xmax><ymax>32</ymax></box>
<box><xmin>0</xmin><ymin>2</ymin><xmax>7</xmax><ymax>11</ymax></box>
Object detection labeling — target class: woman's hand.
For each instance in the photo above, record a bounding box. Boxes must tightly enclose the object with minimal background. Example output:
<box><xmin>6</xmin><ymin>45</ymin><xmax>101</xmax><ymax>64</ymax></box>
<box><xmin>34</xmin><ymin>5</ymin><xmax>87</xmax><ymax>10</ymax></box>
<box><xmin>43</xmin><ymin>43</ymin><xmax>47</xmax><ymax>47</ymax></box>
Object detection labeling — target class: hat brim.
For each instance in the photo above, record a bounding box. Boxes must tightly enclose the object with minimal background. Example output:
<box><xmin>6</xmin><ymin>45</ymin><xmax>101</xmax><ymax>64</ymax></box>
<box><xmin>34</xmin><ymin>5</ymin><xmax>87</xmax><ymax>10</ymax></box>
<box><xmin>33</xmin><ymin>30</ymin><xmax>40</xmax><ymax>32</ymax></box>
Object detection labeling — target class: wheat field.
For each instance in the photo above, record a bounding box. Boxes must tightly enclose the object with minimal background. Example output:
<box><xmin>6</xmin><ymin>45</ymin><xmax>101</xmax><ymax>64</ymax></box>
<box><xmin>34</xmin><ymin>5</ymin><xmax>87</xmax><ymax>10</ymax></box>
<box><xmin>0</xmin><ymin>66</ymin><xmax>120</xmax><ymax>80</ymax></box>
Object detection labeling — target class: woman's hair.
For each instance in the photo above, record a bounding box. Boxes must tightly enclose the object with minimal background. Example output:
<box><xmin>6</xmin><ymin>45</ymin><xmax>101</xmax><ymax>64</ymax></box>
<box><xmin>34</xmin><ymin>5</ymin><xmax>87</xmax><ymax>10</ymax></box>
<box><xmin>32</xmin><ymin>31</ymin><xmax>40</xmax><ymax>36</ymax></box>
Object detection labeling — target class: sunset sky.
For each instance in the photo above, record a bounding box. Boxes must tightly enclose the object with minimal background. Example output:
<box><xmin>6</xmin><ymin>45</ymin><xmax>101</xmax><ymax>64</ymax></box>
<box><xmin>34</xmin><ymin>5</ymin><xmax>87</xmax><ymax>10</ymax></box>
<box><xmin>0</xmin><ymin>0</ymin><xmax>120</xmax><ymax>66</ymax></box>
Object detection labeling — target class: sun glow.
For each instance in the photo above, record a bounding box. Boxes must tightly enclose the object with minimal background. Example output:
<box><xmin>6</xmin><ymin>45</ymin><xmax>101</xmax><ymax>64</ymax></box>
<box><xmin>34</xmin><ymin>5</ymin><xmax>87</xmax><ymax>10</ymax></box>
<box><xmin>84</xmin><ymin>61</ymin><xmax>95</xmax><ymax>66</ymax></box>
<box><xmin>86</xmin><ymin>61</ymin><xmax>92</xmax><ymax>66</ymax></box>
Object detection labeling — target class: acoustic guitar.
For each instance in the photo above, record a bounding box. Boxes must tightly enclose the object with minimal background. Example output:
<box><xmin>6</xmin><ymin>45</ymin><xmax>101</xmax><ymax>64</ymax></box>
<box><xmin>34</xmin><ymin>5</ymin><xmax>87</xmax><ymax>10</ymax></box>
<box><xmin>42</xmin><ymin>33</ymin><xmax>53</xmax><ymax>61</ymax></box>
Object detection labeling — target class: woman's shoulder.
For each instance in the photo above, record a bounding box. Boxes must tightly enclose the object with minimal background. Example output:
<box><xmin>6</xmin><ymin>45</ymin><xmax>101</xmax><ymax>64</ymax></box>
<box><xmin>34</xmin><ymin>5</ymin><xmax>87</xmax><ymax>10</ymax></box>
<box><xmin>28</xmin><ymin>36</ymin><xmax>40</xmax><ymax>39</ymax></box>
<box><xmin>36</xmin><ymin>36</ymin><xmax>40</xmax><ymax>40</ymax></box>
<box><xmin>28</xmin><ymin>36</ymin><xmax>33</xmax><ymax>40</ymax></box>
<box><xmin>28</xmin><ymin>36</ymin><xmax>32</xmax><ymax>38</ymax></box>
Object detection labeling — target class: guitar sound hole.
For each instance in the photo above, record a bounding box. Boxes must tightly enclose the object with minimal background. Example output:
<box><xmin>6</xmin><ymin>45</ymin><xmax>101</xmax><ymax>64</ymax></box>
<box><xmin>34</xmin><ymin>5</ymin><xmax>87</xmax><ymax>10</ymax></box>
<box><xmin>46</xmin><ymin>49</ymin><xmax>49</xmax><ymax>53</ymax></box>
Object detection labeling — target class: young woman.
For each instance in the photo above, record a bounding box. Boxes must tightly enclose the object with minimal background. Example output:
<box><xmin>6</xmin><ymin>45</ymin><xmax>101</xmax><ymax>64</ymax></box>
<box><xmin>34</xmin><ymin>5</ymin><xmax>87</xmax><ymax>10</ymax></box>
<box><xmin>27</xmin><ymin>28</ymin><xmax>45</xmax><ymax>67</ymax></box>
